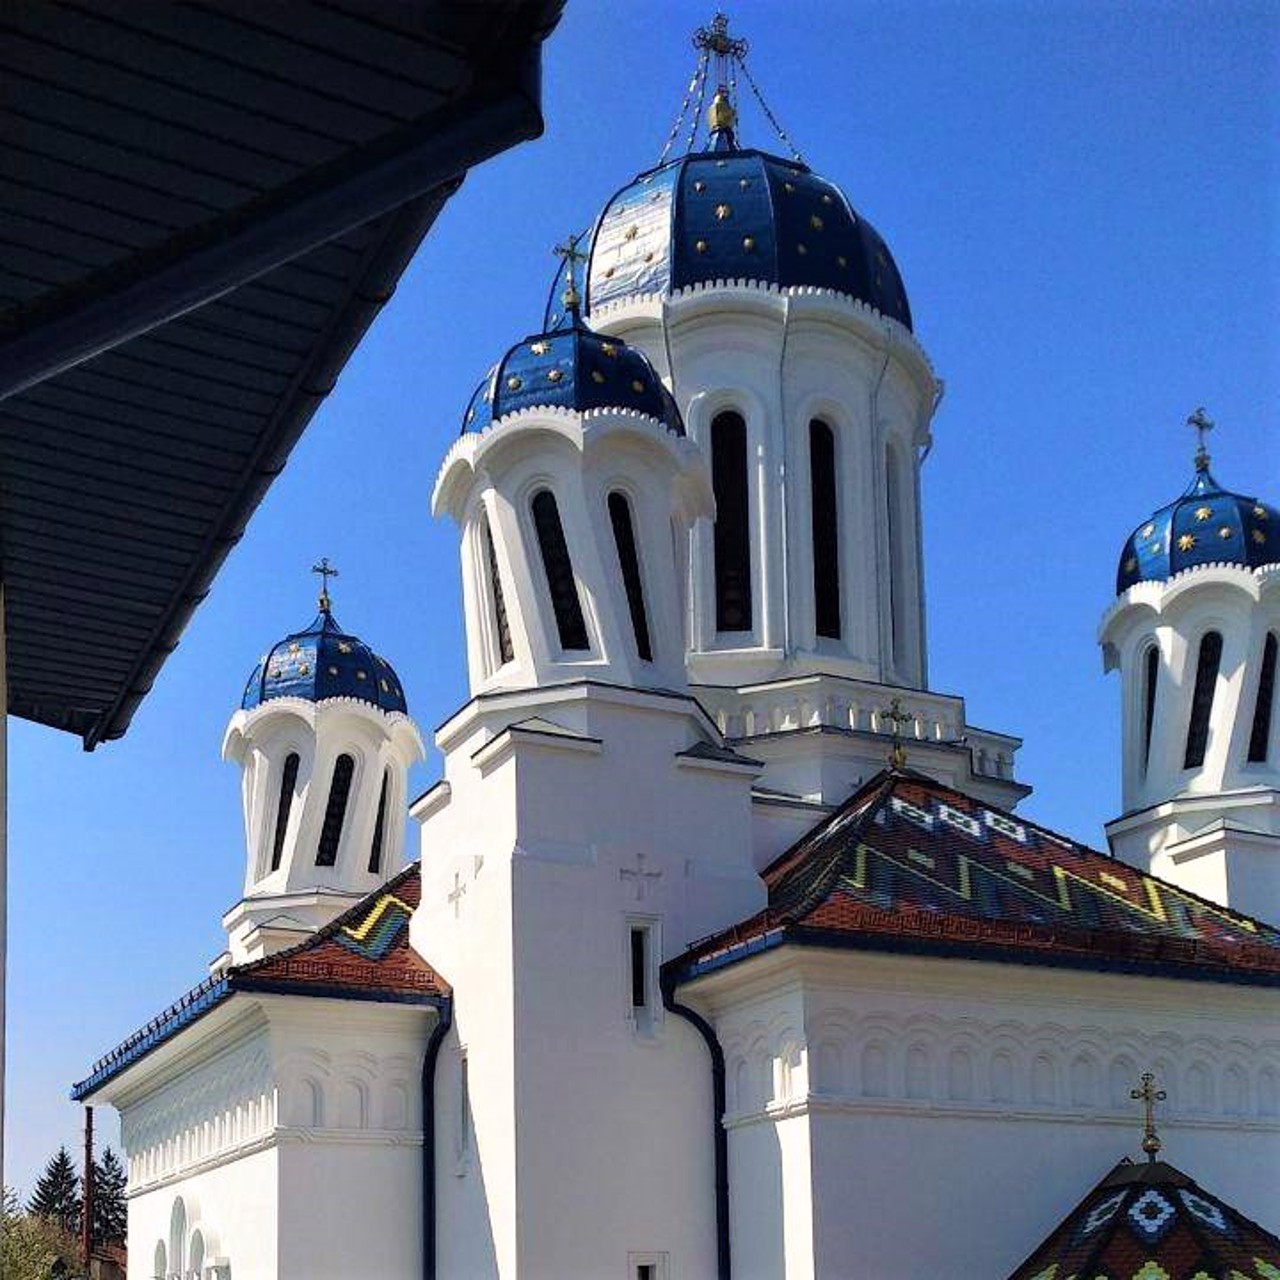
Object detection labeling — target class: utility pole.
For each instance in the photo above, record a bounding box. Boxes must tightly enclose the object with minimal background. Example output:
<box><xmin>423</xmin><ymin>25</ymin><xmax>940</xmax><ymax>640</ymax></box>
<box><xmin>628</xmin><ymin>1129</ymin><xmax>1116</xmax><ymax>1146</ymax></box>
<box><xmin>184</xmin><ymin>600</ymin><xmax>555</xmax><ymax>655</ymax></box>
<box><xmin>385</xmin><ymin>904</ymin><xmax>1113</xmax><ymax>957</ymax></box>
<box><xmin>81</xmin><ymin>1105</ymin><xmax>94</xmax><ymax>1273</ymax></box>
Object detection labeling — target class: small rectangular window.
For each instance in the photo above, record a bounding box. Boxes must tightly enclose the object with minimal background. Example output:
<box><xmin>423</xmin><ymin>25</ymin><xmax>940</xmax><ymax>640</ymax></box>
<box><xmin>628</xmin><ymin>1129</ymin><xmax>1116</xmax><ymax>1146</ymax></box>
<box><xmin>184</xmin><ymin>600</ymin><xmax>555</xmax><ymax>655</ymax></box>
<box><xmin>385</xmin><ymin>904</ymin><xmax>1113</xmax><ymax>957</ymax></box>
<box><xmin>638</xmin><ymin>1267</ymin><xmax>655</xmax><ymax>1280</ymax></box>
<box><xmin>628</xmin><ymin>1252</ymin><xmax>669</xmax><ymax>1280</ymax></box>
<box><xmin>630</xmin><ymin>926</ymin><xmax>648</xmax><ymax>1009</ymax></box>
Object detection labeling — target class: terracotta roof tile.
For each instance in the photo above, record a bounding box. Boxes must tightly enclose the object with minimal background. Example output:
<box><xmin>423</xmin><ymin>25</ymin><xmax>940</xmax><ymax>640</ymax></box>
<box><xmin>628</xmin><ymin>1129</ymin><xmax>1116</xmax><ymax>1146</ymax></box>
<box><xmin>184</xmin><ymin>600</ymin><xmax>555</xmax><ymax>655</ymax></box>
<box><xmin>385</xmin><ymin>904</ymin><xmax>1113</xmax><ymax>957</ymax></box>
<box><xmin>672</xmin><ymin>770</ymin><xmax>1280</xmax><ymax>986</ymax></box>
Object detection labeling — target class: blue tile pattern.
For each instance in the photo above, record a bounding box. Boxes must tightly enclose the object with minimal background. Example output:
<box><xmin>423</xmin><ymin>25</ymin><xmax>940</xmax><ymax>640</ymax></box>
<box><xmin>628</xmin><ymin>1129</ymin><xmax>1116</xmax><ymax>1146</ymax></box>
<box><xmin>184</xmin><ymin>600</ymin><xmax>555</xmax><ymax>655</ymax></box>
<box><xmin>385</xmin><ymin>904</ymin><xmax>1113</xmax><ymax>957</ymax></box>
<box><xmin>241</xmin><ymin>607</ymin><xmax>407</xmax><ymax>714</ymax></box>
<box><xmin>1116</xmin><ymin>466</ymin><xmax>1278</xmax><ymax>593</ymax></box>
<box><xmin>585</xmin><ymin>147</ymin><xmax>911</xmax><ymax>329</ymax></box>
<box><xmin>461</xmin><ymin>313</ymin><xmax>683</xmax><ymax>437</ymax></box>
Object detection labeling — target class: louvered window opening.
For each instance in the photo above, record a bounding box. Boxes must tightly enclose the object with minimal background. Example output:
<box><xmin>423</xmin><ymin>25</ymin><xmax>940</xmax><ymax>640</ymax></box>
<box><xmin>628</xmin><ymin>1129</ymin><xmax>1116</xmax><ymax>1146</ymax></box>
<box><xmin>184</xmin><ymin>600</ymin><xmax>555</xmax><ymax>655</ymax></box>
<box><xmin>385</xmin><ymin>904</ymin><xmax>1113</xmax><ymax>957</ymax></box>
<box><xmin>368</xmin><ymin>770</ymin><xmax>390</xmax><ymax>874</ymax></box>
<box><xmin>270</xmin><ymin>753</ymin><xmax>300</xmax><ymax>873</ymax></box>
<box><xmin>712</xmin><ymin>412</ymin><xmax>752</xmax><ymax>632</ymax></box>
<box><xmin>1248</xmin><ymin>632</ymin><xmax>1277</xmax><ymax>763</ymax></box>
<box><xmin>810</xmin><ymin>420</ymin><xmax>841</xmax><ymax>639</ymax></box>
<box><xmin>531</xmin><ymin>490</ymin><xmax>589</xmax><ymax>651</ymax></box>
<box><xmin>1184</xmin><ymin>631</ymin><xmax>1223</xmax><ymax>769</ymax></box>
<box><xmin>483</xmin><ymin>515</ymin><xmax>514</xmax><ymax>666</ymax></box>
<box><xmin>1142</xmin><ymin>647</ymin><xmax>1160</xmax><ymax>771</ymax></box>
<box><xmin>316</xmin><ymin>753</ymin><xmax>355</xmax><ymax>867</ymax></box>
<box><xmin>608</xmin><ymin>492</ymin><xmax>653</xmax><ymax>662</ymax></box>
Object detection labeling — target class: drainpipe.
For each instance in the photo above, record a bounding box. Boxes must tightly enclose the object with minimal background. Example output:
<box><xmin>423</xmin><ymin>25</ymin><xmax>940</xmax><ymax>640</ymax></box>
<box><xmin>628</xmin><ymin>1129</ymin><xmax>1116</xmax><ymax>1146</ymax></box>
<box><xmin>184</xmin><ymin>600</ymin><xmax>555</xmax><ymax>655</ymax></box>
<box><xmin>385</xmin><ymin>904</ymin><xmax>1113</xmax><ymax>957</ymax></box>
<box><xmin>421</xmin><ymin>996</ymin><xmax>453</xmax><ymax>1280</ymax></box>
<box><xmin>662</xmin><ymin>978</ymin><xmax>729</xmax><ymax>1280</ymax></box>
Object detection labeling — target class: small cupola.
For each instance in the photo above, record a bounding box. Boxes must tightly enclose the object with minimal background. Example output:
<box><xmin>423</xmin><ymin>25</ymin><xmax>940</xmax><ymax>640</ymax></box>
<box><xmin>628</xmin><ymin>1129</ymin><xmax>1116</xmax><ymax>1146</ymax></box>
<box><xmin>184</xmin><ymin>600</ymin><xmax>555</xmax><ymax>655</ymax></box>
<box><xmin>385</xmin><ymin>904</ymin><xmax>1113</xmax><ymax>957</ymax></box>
<box><xmin>435</xmin><ymin>239</ymin><xmax>713</xmax><ymax>697</ymax></box>
<box><xmin>220</xmin><ymin>564</ymin><xmax>424</xmax><ymax>964</ymax></box>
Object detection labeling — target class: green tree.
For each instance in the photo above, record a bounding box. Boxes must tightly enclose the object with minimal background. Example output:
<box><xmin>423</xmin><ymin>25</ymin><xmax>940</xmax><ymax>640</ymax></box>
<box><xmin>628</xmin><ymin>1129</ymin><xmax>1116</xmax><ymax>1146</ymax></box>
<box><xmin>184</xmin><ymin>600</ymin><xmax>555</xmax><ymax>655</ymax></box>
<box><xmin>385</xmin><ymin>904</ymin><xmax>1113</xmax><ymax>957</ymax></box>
<box><xmin>2</xmin><ymin>1187</ymin><xmax>80</xmax><ymax>1280</ymax></box>
<box><xmin>91</xmin><ymin>1148</ymin><xmax>127</xmax><ymax>1246</ymax></box>
<box><xmin>26</xmin><ymin>1147</ymin><xmax>81</xmax><ymax>1237</ymax></box>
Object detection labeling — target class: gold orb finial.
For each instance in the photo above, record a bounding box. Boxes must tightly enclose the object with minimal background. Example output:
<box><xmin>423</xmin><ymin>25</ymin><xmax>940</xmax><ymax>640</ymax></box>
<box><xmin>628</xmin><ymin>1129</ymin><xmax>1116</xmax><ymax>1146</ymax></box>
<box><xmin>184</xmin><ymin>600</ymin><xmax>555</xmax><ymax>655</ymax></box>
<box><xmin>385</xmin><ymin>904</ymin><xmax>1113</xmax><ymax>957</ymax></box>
<box><xmin>708</xmin><ymin>87</ymin><xmax>737</xmax><ymax>135</ymax></box>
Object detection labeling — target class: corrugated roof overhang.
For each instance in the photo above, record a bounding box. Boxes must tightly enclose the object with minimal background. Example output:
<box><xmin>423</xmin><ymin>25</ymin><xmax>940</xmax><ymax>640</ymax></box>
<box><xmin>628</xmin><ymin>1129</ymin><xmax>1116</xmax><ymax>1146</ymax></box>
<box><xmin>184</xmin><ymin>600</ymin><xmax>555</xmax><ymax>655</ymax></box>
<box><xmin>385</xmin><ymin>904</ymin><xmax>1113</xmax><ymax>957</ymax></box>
<box><xmin>0</xmin><ymin>0</ymin><xmax>563</xmax><ymax>747</ymax></box>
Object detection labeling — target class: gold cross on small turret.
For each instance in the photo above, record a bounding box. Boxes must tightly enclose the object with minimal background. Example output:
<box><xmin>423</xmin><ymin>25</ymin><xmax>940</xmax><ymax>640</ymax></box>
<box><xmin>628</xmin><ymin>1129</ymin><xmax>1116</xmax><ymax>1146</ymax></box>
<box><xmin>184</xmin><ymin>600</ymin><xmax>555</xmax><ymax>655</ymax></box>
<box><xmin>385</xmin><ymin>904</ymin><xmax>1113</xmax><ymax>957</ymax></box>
<box><xmin>1130</xmin><ymin>1071</ymin><xmax>1167</xmax><ymax>1163</ymax></box>
<box><xmin>881</xmin><ymin>696</ymin><xmax>914</xmax><ymax>769</ymax></box>
<box><xmin>553</xmin><ymin>232</ymin><xmax>588</xmax><ymax>314</ymax></box>
<box><xmin>1187</xmin><ymin>406</ymin><xmax>1214</xmax><ymax>473</ymax></box>
<box><xmin>312</xmin><ymin>557</ymin><xmax>339</xmax><ymax>612</ymax></box>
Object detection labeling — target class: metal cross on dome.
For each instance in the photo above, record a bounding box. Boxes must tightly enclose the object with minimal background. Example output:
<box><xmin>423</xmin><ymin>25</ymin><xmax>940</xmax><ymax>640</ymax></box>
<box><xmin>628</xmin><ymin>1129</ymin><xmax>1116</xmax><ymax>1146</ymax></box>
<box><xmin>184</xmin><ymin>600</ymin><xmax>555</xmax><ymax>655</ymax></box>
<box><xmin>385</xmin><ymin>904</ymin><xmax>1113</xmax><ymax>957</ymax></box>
<box><xmin>693</xmin><ymin>12</ymin><xmax>749</xmax><ymax>60</ymax></box>
<box><xmin>881</xmin><ymin>697</ymin><xmax>914</xmax><ymax>770</ymax></box>
<box><xmin>1188</xmin><ymin>406</ymin><xmax>1214</xmax><ymax>473</ymax></box>
<box><xmin>311</xmin><ymin>557</ymin><xmax>339</xmax><ymax>612</ymax></box>
<box><xmin>1130</xmin><ymin>1071</ymin><xmax>1167</xmax><ymax>1163</ymax></box>
<box><xmin>553</xmin><ymin>231</ymin><xmax>588</xmax><ymax>314</ymax></box>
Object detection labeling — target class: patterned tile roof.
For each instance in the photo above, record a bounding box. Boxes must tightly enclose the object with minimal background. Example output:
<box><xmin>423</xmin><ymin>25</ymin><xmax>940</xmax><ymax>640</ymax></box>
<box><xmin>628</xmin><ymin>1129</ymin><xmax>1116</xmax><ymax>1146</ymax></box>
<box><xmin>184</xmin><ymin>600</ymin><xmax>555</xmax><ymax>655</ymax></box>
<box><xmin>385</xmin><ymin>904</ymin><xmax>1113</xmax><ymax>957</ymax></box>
<box><xmin>671</xmin><ymin>771</ymin><xmax>1280</xmax><ymax>987</ymax></box>
<box><xmin>1005</xmin><ymin>1157</ymin><xmax>1280</xmax><ymax>1280</ymax></box>
<box><xmin>72</xmin><ymin>864</ymin><xmax>445</xmax><ymax>1100</ymax></box>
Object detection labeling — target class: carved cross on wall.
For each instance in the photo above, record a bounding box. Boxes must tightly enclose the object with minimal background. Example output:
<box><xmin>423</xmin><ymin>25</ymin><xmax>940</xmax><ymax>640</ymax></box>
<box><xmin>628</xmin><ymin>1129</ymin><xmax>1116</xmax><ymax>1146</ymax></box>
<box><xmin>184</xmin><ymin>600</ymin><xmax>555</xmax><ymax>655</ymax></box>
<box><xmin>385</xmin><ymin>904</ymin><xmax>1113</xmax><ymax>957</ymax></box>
<box><xmin>619</xmin><ymin>853</ymin><xmax>663</xmax><ymax>902</ymax></box>
<box><xmin>447</xmin><ymin>869</ymin><xmax>467</xmax><ymax>919</ymax></box>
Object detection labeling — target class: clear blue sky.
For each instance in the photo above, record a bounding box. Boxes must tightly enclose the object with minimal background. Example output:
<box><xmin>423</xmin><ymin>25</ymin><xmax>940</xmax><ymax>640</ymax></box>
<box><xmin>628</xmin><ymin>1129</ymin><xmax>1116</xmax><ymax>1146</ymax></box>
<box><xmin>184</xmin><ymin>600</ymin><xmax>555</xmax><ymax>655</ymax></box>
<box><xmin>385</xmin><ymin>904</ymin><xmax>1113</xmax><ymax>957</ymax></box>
<box><xmin>7</xmin><ymin>1</ymin><xmax>1277</xmax><ymax>1195</ymax></box>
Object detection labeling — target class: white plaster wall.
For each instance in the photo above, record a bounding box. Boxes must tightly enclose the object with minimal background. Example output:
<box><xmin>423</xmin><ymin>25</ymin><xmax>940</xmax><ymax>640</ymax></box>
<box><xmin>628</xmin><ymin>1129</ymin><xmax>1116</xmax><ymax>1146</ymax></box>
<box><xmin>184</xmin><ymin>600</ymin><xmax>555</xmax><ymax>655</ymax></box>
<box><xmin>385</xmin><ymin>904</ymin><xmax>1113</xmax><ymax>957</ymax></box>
<box><xmin>412</xmin><ymin>683</ymin><xmax>767</xmax><ymax>1278</ymax></box>
<box><xmin>127</xmin><ymin>1148</ymin><xmax>277</xmax><ymax>1280</ymax></box>
<box><xmin>690</xmin><ymin>948</ymin><xmax>1280</xmax><ymax>1279</ymax></box>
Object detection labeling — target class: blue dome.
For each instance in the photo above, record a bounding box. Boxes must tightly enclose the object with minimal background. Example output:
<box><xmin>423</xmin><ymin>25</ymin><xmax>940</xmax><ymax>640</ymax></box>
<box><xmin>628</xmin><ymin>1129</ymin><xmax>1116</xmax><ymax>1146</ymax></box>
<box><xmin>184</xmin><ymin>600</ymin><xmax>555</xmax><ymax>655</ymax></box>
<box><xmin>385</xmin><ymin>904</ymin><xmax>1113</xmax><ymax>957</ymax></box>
<box><xmin>461</xmin><ymin>311</ymin><xmax>684</xmax><ymax>436</ymax></box>
<box><xmin>1117</xmin><ymin>464</ymin><xmax>1279</xmax><ymax>593</ymax></box>
<box><xmin>583</xmin><ymin>145</ymin><xmax>911</xmax><ymax>329</ymax></box>
<box><xmin>241</xmin><ymin>606</ymin><xmax>407</xmax><ymax>714</ymax></box>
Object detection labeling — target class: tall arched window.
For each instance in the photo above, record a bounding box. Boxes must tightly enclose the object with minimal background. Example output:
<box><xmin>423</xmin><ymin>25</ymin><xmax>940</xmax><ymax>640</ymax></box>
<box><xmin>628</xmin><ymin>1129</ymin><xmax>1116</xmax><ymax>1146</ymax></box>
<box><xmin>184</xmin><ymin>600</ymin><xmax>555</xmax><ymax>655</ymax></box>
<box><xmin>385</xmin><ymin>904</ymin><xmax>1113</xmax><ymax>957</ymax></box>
<box><xmin>531</xmin><ymin>489</ymin><xmax>589</xmax><ymax>651</ymax></box>
<box><xmin>607</xmin><ymin>491</ymin><xmax>652</xmax><ymax>661</ymax></box>
<box><xmin>809</xmin><ymin>420</ymin><xmax>840</xmax><ymax>639</ymax></box>
<box><xmin>368</xmin><ymin>768</ymin><xmax>390</xmax><ymax>874</ymax></box>
<box><xmin>316</xmin><ymin>753</ymin><xmax>355</xmax><ymax>867</ymax></box>
<box><xmin>153</xmin><ymin>1242</ymin><xmax>166</xmax><ymax>1280</ymax></box>
<box><xmin>1183</xmin><ymin>631</ymin><xmax>1223</xmax><ymax>769</ymax></box>
<box><xmin>1248</xmin><ymin>631</ymin><xmax>1277</xmax><ymax>763</ymax></box>
<box><xmin>1142</xmin><ymin>646</ymin><xmax>1160</xmax><ymax>771</ymax></box>
<box><xmin>885</xmin><ymin>445</ymin><xmax>907</xmax><ymax>668</ymax></box>
<box><xmin>481</xmin><ymin>514</ymin><xmax>514</xmax><ymax>667</ymax></box>
<box><xmin>270</xmin><ymin>752</ymin><xmax>300</xmax><ymax>872</ymax></box>
<box><xmin>711</xmin><ymin>411</ymin><xmax>752</xmax><ymax>632</ymax></box>
<box><xmin>168</xmin><ymin>1199</ymin><xmax>187</xmax><ymax>1280</ymax></box>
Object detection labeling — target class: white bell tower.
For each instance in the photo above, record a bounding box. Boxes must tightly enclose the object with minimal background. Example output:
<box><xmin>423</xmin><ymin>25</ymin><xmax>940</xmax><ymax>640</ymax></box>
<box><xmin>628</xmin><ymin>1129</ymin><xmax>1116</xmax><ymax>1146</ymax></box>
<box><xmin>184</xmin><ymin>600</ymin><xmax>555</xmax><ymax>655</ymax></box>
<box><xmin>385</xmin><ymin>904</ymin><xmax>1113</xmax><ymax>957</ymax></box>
<box><xmin>220</xmin><ymin>573</ymin><xmax>424</xmax><ymax>964</ymax></box>
<box><xmin>1101</xmin><ymin>412</ymin><xmax>1280</xmax><ymax>923</ymax></box>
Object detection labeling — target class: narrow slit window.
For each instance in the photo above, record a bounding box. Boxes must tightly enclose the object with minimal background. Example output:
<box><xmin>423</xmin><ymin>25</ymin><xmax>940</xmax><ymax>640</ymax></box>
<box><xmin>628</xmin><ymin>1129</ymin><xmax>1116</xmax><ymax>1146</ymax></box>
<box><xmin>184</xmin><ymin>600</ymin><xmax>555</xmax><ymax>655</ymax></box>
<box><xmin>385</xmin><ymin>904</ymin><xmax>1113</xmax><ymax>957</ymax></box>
<box><xmin>482</xmin><ymin>515</ymin><xmax>514</xmax><ymax>666</ymax></box>
<box><xmin>316</xmin><ymin>753</ymin><xmax>355</xmax><ymax>866</ymax></box>
<box><xmin>608</xmin><ymin>491</ymin><xmax>653</xmax><ymax>661</ymax></box>
<box><xmin>885</xmin><ymin>446</ymin><xmax>905</xmax><ymax>667</ymax></box>
<box><xmin>711</xmin><ymin>411</ymin><xmax>752</xmax><ymax>632</ymax></box>
<box><xmin>368</xmin><ymin>769</ymin><xmax>390</xmax><ymax>874</ymax></box>
<box><xmin>531</xmin><ymin>490</ymin><xmax>589</xmax><ymax>651</ymax></box>
<box><xmin>630</xmin><ymin>926</ymin><xmax>649</xmax><ymax>1009</ymax></box>
<box><xmin>1142</xmin><ymin>646</ymin><xmax>1159</xmax><ymax>770</ymax></box>
<box><xmin>459</xmin><ymin>1052</ymin><xmax>471</xmax><ymax>1159</ymax></box>
<box><xmin>270</xmin><ymin>752</ymin><xmax>300</xmax><ymax>872</ymax></box>
<box><xmin>1183</xmin><ymin>631</ymin><xmax>1223</xmax><ymax>769</ymax></box>
<box><xmin>810</xmin><ymin>420</ymin><xmax>841</xmax><ymax>639</ymax></box>
<box><xmin>1248</xmin><ymin>632</ymin><xmax>1277</xmax><ymax>763</ymax></box>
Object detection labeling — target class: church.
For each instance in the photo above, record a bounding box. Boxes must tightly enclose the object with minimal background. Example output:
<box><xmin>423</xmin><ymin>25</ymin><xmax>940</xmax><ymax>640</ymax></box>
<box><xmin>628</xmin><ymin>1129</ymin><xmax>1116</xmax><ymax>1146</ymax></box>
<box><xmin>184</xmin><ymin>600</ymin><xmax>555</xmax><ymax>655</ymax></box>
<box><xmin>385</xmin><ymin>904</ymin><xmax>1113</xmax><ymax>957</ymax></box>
<box><xmin>72</xmin><ymin>16</ymin><xmax>1280</xmax><ymax>1280</ymax></box>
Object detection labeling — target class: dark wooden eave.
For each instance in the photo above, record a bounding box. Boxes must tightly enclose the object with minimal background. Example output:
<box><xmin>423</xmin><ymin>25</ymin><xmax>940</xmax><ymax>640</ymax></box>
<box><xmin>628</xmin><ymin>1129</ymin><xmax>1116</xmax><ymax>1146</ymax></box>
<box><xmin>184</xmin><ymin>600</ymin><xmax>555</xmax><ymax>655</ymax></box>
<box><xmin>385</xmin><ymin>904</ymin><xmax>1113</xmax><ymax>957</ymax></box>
<box><xmin>0</xmin><ymin>0</ymin><xmax>563</xmax><ymax>747</ymax></box>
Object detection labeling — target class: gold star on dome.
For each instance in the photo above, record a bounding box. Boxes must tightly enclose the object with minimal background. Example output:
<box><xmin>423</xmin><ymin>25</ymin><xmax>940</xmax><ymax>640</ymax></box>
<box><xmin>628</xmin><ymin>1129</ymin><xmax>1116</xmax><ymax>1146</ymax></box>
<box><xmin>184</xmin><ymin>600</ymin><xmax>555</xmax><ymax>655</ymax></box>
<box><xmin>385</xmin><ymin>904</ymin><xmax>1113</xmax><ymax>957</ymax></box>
<box><xmin>1141</xmin><ymin>523</ymin><xmax>1155</xmax><ymax>538</ymax></box>
<box><xmin>742</xmin><ymin>236</ymin><xmax>755</xmax><ymax>251</ymax></box>
<box><xmin>836</xmin><ymin>256</ymin><xmax>847</xmax><ymax>268</ymax></box>
<box><xmin>715</xmin><ymin>203</ymin><xmax>732</xmax><ymax>220</ymax></box>
<box><xmin>1254</xmin><ymin>529</ymin><xmax>1268</xmax><ymax>545</ymax></box>
<box><xmin>624</xmin><ymin>224</ymin><xmax>639</xmax><ymax>241</ymax></box>
<box><xmin>356</xmin><ymin>670</ymin><xmax>367</xmax><ymax>681</ymax></box>
<box><xmin>328</xmin><ymin>666</ymin><xmax>338</xmax><ymax>676</ymax></box>
<box><xmin>821</xmin><ymin>193</ymin><xmax>833</xmax><ymax>204</ymax></box>
<box><xmin>601</xmin><ymin>343</ymin><xmax>618</xmax><ymax>358</ymax></box>
<box><xmin>530</xmin><ymin>340</ymin><xmax>550</xmax><ymax>355</ymax></box>
<box><xmin>1219</xmin><ymin>526</ymin><xmax>1233</xmax><ymax>539</ymax></box>
<box><xmin>631</xmin><ymin>379</ymin><xmax>645</xmax><ymax>393</ymax></box>
<box><xmin>507</xmin><ymin>375</ymin><xmax>522</xmax><ymax>390</ymax></box>
<box><xmin>739</xmin><ymin>178</ymin><xmax>750</xmax><ymax>189</ymax></box>
<box><xmin>1177</xmin><ymin>534</ymin><xmax>1196</xmax><ymax>551</ymax></box>
<box><xmin>783</xmin><ymin>182</ymin><xmax>795</xmax><ymax>194</ymax></box>
<box><xmin>1124</xmin><ymin>557</ymin><xmax>1138</xmax><ymax>573</ymax></box>
<box><xmin>1256</xmin><ymin>506</ymin><xmax>1270</xmax><ymax>521</ymax></box>
<box><xmin>338</xmin><ymin>642</ymin><xmax>353</xmax><ymax>654</ymax></box>
<box><xmin>695</xmin><ymin>239</ymin><xmax>708</xmax><ymax>253</ymax></box>
<box><xmin>591</xmin><ymin>370</ymin><xmax>605</xmax><ymax>384</ymax></box>
<box><xmin>1194</xmin><ymin>506</ymin><xmax>1212</xmax><ymax>522</ymax></box>
<box><xmin>693</xmin><ymin>180</ymin><xmax>706</xmax><ymax>193</ymax></box>
<box><xmin>810</xmin><ymin>214</ymin><xmax>824</xmax><ymax>230</ymax></box>
<box><xmin>797</xmin><ymin>243</ymin><xmax>808</xmax><ymax>255</ymax></box>
<box><xmin>547</xmin><ymin>369</ymin><xmax>563</xmax><ymax>383</ymax></box>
